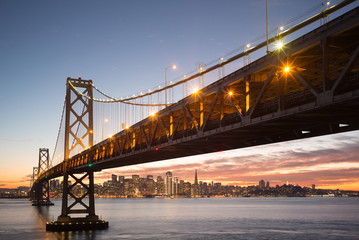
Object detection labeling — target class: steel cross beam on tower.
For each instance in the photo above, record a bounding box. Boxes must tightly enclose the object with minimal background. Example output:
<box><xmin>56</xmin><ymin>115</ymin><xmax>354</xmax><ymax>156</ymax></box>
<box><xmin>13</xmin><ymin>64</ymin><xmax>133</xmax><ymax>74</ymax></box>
<box><xmin>64</xmin><ymin>77</ymin><xmax>94</xmax><ymax>160</ymax></box>
<box><xmin>38</xmin><ymin>148</ymin><xmax>49</xmax><ymax>174</ymax></box>
<box><xmin>47</xmin><ymin>77</ymin><xmax>108</xmax><ymax>231</ymax></box>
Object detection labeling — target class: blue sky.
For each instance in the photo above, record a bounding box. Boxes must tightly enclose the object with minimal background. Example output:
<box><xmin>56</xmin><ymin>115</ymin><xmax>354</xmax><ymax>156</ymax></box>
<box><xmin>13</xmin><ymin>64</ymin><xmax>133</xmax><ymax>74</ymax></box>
<box><xmin>0</xmin><ymin>0</ymin><xmax>358</xmax><ymax>189</ymax></box>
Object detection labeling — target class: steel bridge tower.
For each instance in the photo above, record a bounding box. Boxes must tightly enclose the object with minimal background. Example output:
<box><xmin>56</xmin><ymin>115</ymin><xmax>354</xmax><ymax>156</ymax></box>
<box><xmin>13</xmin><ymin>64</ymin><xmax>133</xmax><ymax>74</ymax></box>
<box><xmin>47</xmin><ymin>77</ymin><xmax>108</xmax><ymax>231</ymax></box>
<box><xmin>31</xmin><ymin>148</ymin><xmax>53</xmax><ymax>206</ymax></box>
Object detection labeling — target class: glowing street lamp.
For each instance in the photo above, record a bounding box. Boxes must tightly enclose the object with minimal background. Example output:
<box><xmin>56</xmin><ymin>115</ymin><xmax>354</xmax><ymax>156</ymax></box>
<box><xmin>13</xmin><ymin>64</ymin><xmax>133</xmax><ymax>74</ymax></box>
<box><xmin>165</xmin><ymin>65</ymin><xmax>177</xmax><ymax>107</ymax></box>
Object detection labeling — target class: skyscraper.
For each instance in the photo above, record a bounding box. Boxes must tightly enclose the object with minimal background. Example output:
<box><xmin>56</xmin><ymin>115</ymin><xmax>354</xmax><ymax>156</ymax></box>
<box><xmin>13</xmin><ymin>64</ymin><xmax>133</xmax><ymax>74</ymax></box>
<box><xmin>112</xmin><ymin>174</ymin><xmax>117</xmax><ymax>182</ymax></box>
<box><xmin>165</xmin><ymin>171</ymin><xmax>172</xmax><ymax>196</ymax></box>
<box><xmin>173</xmin><ymin>177</ymin><xmax>178</xmax><ymax>195</ymax></box>
<box><xmin>259</xmin><ymin>179</ymin><xmax>265</xmax><ymax>188</ymax></box>
<box><xmin>156</xmin><ymin>176</ymin><xmax>165</xmax><ymax>195</ymax></box>
<box><xmin>118</xmin><ymin>176</ymin><xmax>125</xmax><ymax>184</ymax></box>
<box><xmin>132</xmin><ymin>175</ymin><xmax>140</xmax><ymax>194</ymax></box>
<box><xmin>194</xmin><ymin>169</ymin><xmax>198</xmax><ymax>185</ymax></box>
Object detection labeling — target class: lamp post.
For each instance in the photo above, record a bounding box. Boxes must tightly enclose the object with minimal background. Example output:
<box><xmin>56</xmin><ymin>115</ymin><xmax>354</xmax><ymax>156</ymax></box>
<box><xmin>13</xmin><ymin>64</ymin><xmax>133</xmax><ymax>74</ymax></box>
<box><xmin>102</xmin><ymin>118</ymin><xmax>108</xmax><ymax>140</ymax></box>
<box><xmin>165</xmin><ymin>65</ymin><xmax>176</xmax><ymax>107</ymax></box>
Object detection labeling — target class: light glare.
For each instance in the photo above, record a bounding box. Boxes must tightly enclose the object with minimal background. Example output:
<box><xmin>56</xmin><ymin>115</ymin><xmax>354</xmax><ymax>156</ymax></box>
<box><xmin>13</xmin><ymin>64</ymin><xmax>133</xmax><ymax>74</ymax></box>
<box><xmin>276</xmin><ymin>41</ymin><xmax>284</xmax><ymax>49</ymax></box>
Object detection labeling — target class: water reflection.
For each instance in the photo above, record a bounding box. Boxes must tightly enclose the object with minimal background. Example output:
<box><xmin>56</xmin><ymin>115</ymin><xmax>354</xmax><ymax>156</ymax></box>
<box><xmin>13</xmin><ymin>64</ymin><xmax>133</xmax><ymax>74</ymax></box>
<box><xmin>54</xmin><ymin>230</ymin><xmax>97</xmax><ymax>240</ymax></box>
<box><xmin>33</xmin><ymin>204</ymin><xmax>98</xmax><ymax>240</ymax></box>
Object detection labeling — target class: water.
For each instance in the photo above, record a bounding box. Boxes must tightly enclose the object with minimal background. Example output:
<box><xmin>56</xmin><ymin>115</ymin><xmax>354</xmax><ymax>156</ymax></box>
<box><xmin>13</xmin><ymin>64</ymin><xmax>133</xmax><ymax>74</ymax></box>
<box><xmin>0</xmin><ymin>197</ymin><xmax>358</xmax><ymax>240</ymax></box>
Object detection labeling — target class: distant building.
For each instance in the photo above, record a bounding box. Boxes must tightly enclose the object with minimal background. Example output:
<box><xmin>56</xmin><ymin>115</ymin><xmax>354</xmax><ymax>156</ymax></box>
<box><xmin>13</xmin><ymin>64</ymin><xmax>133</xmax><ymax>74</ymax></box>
<box><xmin>194</xmin><ymin>169</ymin><xmax>198</xmax><ymax>185</ymax></box>
<box><xmin>312</xmin><ymin>184</ymin><xmax>315</xmax><ymax>190</ymax></box>
<box><xmin>172</xmin><ymin>177</ymin><xmax>178</xmax><ymax>195</ymax></box>
<box><xmin>259</xmin><ymin>180</ymin><xmax>265</xmax><ymax>188</ymax></box>
<box><xmin>266</xmin><ymin>181</ymin><xmax>270</xmax><ymax>188</ymax></box>
<box><xmin>118</xmin><ymin>176</ymin><xmax>125</xmax><ymax>184</ymax></box>
<box><xmin>165</xmin><ymin>171</ymin><xmax>172</xmax><ymax>196</ymax></box>
<box><xmin>179</xmin><ymin>180</ymin><xmax>184</xmax><ymax>195</ymax></box>
<box><xmin>146</xmin><ymin>175</ymin><xmax>155</xmax><ymax>194</ymax></box>
<box><xmin>112</xmin><ymin>174</ymin><xmax>117</xmax><ymax>182</ymax></box>
<box><xmin>139</xmin><ymin>178</ymin><xmax>146</xmax><ymax>192</ymax></box>
<box><xmin>183</xmin><ymin>182</ymin><xmax>191</xmax><ymax>197</ymax></box>
<box><xmin>156</xmin><ymin>176</ymin><xmax>165</xmax><ymax>195</ymax></box>
<box><xmin>132</xmin><ymin>175</ymin><xmax>140</xmax><ymax>193</ymax></box>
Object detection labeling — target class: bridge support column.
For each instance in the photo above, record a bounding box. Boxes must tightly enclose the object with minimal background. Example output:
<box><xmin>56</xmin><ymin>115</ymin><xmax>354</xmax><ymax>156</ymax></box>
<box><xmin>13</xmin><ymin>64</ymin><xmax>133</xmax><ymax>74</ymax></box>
<box><xmin>46</xmin><ymin>77</ymin><xmax>108</xmax><ymax>231</ymax></box>
<box><xmin>32</xmin><ymin>181</ymin><xmax>53</xmax><ymax>206</ymax></box>
<box><xmin>46</xmin><ymin>170</ymin><xmax>108</xmax><ymax>231</ymax></box>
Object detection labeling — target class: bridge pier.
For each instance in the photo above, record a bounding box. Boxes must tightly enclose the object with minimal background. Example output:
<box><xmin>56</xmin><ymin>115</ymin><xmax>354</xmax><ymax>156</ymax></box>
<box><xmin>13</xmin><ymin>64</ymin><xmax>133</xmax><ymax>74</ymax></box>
<box><xmin>32</xmin><ymin>180</ymin><xmax>54</xmax><ymax>206</ymax></box>
<box><xmin>46</xmin><ymin>171</ymin><xmax>108</xmax><ymax>231</ymax></box>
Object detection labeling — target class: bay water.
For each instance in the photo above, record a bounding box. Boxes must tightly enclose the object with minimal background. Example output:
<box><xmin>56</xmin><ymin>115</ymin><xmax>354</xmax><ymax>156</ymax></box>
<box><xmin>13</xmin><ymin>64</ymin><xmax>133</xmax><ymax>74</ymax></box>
<box><xmin>0</xmin><ymin>197</ymin><xmax>358</xmax><ymax>240</ymax></box>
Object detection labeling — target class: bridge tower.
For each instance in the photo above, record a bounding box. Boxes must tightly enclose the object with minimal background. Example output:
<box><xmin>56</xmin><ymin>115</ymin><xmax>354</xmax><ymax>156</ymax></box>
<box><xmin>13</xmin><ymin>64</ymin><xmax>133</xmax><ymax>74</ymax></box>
<box><xmin>29</xmin><ymin>167</ymin><xmax>38</xmax><ymax>201</ymax></box>
<box><xmin>47</xmin><ymin>77</ymin><xmax>108</xmax><ymax>231</ymax></box>
<box><xmin>32</xmin><ymin>148</ymin><xmax>54</xmax><ymax>206</ymax></box>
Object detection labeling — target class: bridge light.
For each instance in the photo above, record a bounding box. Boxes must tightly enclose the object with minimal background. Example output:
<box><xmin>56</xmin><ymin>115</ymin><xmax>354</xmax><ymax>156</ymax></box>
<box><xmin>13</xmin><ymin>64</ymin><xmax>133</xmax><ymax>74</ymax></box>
<box><xmin>284</xmin><ymin>66</ymin><xmax>290</xmax><ymax>73</ymax></box>
<box><xmin>151</xmin><ymin>112</ymin><xmax>156</xmax><ymax>117</ymax></box>
<box><xmin>192</xmin><ymin>88</ymin><xmax>199</xmax><ymax>94</ymax></box>
<box><xmin>327</xmin><ymin>1</ymin><xmax>330</xmax><ymax>6</ymax></box>
<box><xmin>246</xmin><ymin>44</ymin><xmax>250</xmax><ymax>48</ymax></box>
<box><xmin>276</xmin><ymin>40</ymin><xmax>284</xmax><ymax>50</ymax></box>
<box><xmin>228</xmin><ymin>91</ymin><xmax>233</xmax><ymax>96</ymax></box>
<box><xmin>172</xmin><ymin>65</ymin><xmax>177</xmax><ymax>70</ymax></box>
<box><xmin>279</xmin><ymin>26</ymin><xmax>284</xmax><ymax>31</ymax></box>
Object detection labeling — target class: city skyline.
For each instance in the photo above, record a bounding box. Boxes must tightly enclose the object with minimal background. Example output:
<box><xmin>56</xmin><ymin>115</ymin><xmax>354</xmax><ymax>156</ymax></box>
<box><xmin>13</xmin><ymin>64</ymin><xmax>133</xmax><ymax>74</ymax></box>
<box><xmin>1</xmin><ymin>1</ymin><xmax>359</xmax><ymax>191</ymax></box>
<box><xmin>39</xmin><ymin>169</ymin><xmax>357</xmax><ymax>199</ymax></box>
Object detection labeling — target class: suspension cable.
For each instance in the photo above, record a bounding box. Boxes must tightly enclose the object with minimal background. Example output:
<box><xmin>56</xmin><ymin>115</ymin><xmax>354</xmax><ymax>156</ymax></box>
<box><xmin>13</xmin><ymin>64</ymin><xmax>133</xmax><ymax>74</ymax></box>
<box><xmin>50</xmin><ymin>98</ymin><xmax>66</xmax><ymax>167</ymax></box>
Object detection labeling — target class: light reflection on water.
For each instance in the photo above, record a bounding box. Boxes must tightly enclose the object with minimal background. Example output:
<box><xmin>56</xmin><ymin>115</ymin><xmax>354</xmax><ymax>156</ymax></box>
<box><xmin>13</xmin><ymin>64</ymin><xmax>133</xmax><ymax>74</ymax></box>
<box><xmin>0</xmin><ymin>197</ymin><xmax>359</xmax><ymax>240</ymax></box>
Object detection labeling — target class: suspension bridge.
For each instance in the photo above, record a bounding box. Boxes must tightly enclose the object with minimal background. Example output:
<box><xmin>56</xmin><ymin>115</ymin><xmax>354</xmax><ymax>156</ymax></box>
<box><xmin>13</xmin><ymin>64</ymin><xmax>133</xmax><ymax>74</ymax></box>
<box><xmin>30</xmin><ymin>0</ymin><xmax>359</xmax><ymax>231</ymax></box>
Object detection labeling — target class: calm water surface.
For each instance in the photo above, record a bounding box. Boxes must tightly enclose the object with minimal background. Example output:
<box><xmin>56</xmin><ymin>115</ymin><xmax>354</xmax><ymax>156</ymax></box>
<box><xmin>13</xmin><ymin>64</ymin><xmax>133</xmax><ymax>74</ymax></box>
<box><xmin>0</xmin><ymin>197</ymin><xmax>358</xmax><ymax>240</ymax></box>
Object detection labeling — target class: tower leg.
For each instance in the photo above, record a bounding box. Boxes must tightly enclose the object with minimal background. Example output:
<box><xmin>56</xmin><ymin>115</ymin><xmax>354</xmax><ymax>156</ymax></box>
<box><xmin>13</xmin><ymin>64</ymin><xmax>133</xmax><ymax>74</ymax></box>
<box><xmin>46</xmin><ymin>171</ymin><xmax>108</xmax><ymax>231</ymax></box>
<box><xmin>32</xmin><ymin>181</ymin><xmax>54</xmax><ymax>206</ymax></box>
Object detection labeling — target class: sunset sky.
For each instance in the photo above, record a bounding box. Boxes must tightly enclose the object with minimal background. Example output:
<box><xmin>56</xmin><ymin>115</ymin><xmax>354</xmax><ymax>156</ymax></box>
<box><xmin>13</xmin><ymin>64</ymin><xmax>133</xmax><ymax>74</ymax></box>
<box><xmin>0</xmin><ymin>0</ymin><xmax>358</xmax><ymax>190</ymax></box>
